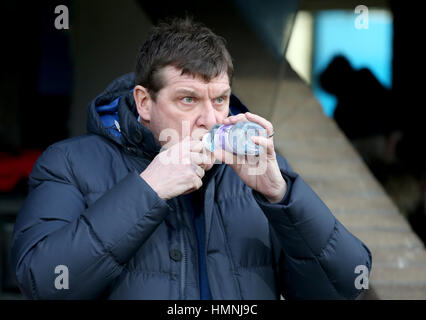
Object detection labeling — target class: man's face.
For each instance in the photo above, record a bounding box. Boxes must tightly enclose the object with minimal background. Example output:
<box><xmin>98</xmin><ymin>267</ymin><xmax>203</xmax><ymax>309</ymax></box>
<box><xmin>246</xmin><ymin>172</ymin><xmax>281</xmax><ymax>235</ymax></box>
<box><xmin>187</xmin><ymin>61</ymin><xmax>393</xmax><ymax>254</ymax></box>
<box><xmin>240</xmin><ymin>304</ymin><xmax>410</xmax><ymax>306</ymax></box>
<box><xmin>140</xmin><ymin>65</ymin><xmax>231</xmax><ymax>146</ymax></box>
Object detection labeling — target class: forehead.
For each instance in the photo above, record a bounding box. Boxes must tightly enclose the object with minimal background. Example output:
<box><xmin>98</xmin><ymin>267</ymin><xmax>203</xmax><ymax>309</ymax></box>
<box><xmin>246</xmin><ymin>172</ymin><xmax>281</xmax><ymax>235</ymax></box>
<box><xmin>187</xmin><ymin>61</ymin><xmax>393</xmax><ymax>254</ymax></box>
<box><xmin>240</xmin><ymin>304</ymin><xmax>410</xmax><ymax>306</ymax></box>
<box><xmin>160</xmin><ymin>65</ymin><xmax>230</xmax><ymax>91</ymax></box>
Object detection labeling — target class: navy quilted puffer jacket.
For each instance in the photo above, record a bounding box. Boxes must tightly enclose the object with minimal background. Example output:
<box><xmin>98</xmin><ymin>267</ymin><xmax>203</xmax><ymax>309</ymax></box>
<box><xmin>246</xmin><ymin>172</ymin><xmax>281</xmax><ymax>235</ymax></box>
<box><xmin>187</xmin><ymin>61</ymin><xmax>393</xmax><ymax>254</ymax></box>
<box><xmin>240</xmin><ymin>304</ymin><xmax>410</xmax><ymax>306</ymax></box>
<box><xmin>11</xmin><ymin>73</ymin><xmax>372</xmax><ymax>299</ymax></box>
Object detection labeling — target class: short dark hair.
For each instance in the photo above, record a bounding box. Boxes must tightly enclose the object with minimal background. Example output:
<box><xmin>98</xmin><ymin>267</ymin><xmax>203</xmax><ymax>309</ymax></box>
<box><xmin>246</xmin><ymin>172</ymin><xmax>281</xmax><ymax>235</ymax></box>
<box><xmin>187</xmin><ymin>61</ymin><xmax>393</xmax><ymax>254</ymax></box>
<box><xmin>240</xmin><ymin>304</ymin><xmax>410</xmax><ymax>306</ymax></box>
<box><xmin>135</xmin><ymin>17</ymin><xmax>233</xmax><ymax>101</ymax></box>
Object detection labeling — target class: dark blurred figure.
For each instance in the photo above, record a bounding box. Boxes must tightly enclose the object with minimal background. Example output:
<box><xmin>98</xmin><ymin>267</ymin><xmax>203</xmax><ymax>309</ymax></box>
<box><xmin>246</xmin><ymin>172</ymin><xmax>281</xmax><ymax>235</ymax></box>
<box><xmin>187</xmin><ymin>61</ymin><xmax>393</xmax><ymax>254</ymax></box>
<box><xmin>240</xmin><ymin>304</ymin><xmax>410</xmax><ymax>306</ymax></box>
<box><xmin>320</xmin><ymin>55</ymin><xmax>396</xmax><ymax>140</ymax></box>
<box><xmin>320</xmin><ymin>54</ymin><xmax>426</xmax><ymax>245</ymax></box>
<box><xmin>389</xmin><ymin>0</ymin><xmax>426</xmax><ymax>244</ymax></box>
<box><xmin>320</xmin><ymin>55</ymin><xmax>402</xmax><ymax>174</ymax></box>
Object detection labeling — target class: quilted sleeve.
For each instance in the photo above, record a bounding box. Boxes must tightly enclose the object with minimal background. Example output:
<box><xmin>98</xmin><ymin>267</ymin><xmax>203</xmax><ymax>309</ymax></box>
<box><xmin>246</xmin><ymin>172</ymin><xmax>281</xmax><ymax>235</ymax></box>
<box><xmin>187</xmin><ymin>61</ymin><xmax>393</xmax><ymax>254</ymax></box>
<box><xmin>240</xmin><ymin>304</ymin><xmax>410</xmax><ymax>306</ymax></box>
<box><xmin>11</xmin><ymin>146</ymin><xmax>171</xmax><ymax>299</ymax></box>
<box><xmin>253</xmin><ymin>153</ymin><xmax>372</xmax><ymax>299</ymax></box>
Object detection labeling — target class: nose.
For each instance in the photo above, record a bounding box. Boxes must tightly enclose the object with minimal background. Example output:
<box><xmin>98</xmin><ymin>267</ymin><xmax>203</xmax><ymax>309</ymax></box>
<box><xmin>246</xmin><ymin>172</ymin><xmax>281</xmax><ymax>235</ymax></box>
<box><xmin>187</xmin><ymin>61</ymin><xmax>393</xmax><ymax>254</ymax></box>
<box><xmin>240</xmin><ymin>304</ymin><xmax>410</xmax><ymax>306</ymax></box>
<box><xmin>196</xmin><ymin>101</ymin><xmax>217</xmax><ymax>130</ymax></box>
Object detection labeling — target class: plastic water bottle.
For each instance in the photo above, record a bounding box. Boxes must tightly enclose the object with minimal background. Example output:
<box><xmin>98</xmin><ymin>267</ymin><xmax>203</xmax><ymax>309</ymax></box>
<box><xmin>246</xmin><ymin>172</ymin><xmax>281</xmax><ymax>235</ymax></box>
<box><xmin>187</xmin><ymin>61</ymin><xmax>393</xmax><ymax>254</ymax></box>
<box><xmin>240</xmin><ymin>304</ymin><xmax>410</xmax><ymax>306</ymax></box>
<box><xmin>202</xmin><ymin>121</ymin><xmax>267</xmax><ymax>156</ymax></box>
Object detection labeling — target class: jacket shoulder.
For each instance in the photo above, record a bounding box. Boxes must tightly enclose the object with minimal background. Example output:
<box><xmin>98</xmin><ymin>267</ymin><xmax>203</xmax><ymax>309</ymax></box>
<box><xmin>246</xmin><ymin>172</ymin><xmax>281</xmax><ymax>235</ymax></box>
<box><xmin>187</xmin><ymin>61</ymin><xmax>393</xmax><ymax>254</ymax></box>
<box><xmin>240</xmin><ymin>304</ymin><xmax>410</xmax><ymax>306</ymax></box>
<box><xmin>47</xmin><ymin>134</ymin><xmax>120</xmax><ymax>155</ymax></box>
<box><xmin>30</xmin><ymin>134</ymin><xmax>127</xmax><ymax>192</ymax></box>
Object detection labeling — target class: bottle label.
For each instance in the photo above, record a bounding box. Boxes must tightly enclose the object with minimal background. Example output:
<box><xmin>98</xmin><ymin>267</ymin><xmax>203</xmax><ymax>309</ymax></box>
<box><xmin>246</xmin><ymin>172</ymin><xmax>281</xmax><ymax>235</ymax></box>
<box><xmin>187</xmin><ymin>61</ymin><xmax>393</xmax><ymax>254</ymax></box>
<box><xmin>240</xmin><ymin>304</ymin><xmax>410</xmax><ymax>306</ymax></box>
<box><xmin>215</xmin><ymin>124</ymin><xmax>234</xmax><ymax>153</ymax></box>
<box><xmin>202</xmin><ymin>121</ymin><xmax>266</xmax><ymax>156</ymax></box>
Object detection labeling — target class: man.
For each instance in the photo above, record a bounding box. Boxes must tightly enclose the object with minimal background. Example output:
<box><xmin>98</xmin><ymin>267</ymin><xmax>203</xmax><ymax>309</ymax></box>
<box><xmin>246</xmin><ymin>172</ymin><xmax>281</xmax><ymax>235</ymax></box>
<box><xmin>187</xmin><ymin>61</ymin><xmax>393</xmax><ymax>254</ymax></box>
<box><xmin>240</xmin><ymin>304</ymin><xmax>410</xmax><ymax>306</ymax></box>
<box><xmin>11</xmin><ymin>18</ymin><xmax>371</xmax><ymax>300</ymax></box>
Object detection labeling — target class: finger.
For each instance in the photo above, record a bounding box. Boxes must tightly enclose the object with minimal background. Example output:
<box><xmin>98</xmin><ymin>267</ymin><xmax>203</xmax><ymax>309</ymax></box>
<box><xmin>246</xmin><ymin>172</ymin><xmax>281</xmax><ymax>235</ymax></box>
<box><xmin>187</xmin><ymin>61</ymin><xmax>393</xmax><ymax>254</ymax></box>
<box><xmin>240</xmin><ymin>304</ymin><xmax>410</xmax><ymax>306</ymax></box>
<box><xmin>251</xmin><ymin>135</ymin><xmax>274</xmax><ymax>156</ymax></box>
<box><xmin>181</xmin><ymin>188</ymin><xmax>195</xmax><ymax>195</ymax></box>
<box><xmin>212</xmin><ymin>147</ymin><xmax>245</xmax><ymax>165</ymax></box>
<box><xmin>189</xmin><ymin>140</ymin><xmax>205</xmax><ymax>153</ymax></box>
<box><xmin>222</xmin><ymin>113</ymin><xmax>248</xmax><ymax>125</ymax></box>
<box><xmin>178</xmin><ymin>138</ymin><xmax>206</xmax><ymax>162</ymax></box>
<box><xmin>190</xmin><ymin>127</ymin><xmax>209</xmax><ymax>142</ymax></box>
<box><xmin>192</xmin><ymin>175</ymin><xmax>203</xmax><ymax>190</ymax></box>
<box><xmin>245</xmin><ymin>112</ymin><xmax>274</xmax><ymax>137</ymax></box>
<box><xmin>181</xmin><ymin>135</ymin><xmax>191</xmax><ymax>143</ymax></box>
<box><xmin>193</xmin><ymin>164</ymin><xmax>205</xmax><ymax>179</ymax></box>
<box><xmin>177</xmin><ymin>136</ymin><xmax>192</xmax><ymax>155</ymax></box>
<box><xmin>191</xmin><ymin>152</ymin><xmax>212</xmax><ymax>166</ymax></box>
<box><xmin>229</xmin><ymin>113</ymin><xmax>248</xmax><ymax>123</ymax></box>
<box><xmin>182</xmin><ymin>182</ymin><xmax>200</xmax><ymax>195</ymax></box>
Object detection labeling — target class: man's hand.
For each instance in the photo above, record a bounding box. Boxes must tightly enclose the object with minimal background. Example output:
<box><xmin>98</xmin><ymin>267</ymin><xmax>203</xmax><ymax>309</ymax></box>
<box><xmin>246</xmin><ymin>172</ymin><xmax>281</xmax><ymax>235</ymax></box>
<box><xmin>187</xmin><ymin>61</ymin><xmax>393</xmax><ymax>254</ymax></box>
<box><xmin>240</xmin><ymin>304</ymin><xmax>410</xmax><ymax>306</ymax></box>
<box><xmin>140</xmin><ymin>137</ymin><xmax>211</xmax><ymax>200</ymax></box>
<box><xmin>213</xmin><ymin>112</ymin><xmax>287</xmax><ymax>203</ymax></box>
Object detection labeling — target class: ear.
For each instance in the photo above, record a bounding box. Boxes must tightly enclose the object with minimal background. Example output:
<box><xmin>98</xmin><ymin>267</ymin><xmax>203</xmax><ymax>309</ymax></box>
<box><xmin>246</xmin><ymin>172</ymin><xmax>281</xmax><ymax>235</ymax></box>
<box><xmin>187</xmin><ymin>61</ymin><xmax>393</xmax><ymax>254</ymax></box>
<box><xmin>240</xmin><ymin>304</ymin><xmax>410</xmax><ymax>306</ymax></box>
<box><xmin>134</xmin><ymin>85</ymin><xmax>152</xmax><ymax>123</ymax></box>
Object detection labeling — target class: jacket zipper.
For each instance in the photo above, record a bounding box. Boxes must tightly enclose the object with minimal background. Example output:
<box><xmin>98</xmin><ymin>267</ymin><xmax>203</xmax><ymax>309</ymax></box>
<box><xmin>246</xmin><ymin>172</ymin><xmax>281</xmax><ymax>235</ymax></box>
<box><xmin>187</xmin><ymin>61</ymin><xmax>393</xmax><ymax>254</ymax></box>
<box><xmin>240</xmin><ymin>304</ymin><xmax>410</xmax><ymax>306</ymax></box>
<box><xmin>179</xmin><ymin>223</ymin><xmax>186</xmax><ymax>299</ymax></box>
<box><xmin>177</xmin><ymin>199</ymin><xmax>200</xmax><ymax>300</ymax></box>
<box><xmin>176</xmin><ymin>203</ymin><xmax>187</xmax><ymax>300</ymax></box>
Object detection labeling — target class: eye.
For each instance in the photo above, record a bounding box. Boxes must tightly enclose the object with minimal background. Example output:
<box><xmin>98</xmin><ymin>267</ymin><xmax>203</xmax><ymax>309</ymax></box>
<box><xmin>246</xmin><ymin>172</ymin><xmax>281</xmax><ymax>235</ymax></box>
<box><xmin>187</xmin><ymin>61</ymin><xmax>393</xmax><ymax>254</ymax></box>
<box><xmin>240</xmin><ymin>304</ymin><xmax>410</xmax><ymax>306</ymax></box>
<box><xmin>182</xmin><ymin>97</ymin><xmax>195</xmax><ymax>104</ymax></box>
<box><xmin>214</xmin><ymin>97</ymin><xmax>226</xmax><ymax>105</ymax></box>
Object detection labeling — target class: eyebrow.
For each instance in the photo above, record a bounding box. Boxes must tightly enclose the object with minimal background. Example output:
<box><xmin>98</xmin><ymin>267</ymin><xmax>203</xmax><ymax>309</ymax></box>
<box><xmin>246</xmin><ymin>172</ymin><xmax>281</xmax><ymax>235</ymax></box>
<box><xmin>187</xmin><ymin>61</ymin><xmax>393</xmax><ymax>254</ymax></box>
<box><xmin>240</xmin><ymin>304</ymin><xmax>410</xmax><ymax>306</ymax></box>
<box><xmin>174</xmin><ymin>88</ymin><xmax>231</xmax><ymax>99</ymax></box>
<box><xmin>175</xmin><ymin>89</ymin><xmax>202</xmax><ymax>98</ymax></box>
<box><xmin>216</xmin><ymin>88</ymin><xmax>232</xmax><ymax>98</ymax></box>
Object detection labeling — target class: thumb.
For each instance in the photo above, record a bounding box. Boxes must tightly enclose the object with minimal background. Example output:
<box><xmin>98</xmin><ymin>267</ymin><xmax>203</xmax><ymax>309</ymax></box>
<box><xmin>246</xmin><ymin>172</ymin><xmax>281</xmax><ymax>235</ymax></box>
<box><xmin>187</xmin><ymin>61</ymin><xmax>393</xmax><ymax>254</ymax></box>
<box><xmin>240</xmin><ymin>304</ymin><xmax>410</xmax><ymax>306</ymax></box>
<box><xmin>251</xmin><ymin>136</ymin><xmax>274</xmax><ymax>156</ymax></box>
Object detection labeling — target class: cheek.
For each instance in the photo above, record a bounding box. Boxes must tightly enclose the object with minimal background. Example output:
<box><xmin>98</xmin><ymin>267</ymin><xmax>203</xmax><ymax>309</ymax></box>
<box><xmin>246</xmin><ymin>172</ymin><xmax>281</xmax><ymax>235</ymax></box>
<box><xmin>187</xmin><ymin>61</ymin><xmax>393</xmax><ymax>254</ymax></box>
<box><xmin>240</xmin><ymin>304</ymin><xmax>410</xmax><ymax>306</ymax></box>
<box><xmin>152</xmin><ymin>102</ymin><xmax>178</xmax><ymax>129</ymax></box>
<box><xmin>157</xmin><ymin>107</ymin><xmax>195</xmax><ymax>140</ymax></box>
<box><xmin>149</xmin><ymin>108</ymin><xmax>163</xmax><ymax>132</ymax></box>
<box><xmin>217</xmin><ymin>108</ymin><xmax>230</xmax><ymax>122</ymax></box>
<box><xmin>148</xmin><ymin>107</ymin><xmax>175</xmax><ymax>141</ymax></box>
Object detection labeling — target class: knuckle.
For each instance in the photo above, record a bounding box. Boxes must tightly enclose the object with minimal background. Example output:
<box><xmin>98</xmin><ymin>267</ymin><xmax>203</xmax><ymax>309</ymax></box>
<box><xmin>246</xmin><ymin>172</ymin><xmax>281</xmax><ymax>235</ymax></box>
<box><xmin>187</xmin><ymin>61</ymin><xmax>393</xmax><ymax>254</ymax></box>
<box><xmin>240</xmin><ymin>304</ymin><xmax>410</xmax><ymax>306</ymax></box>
<box><xmin>193</xmin><ymin>176</ymin><xmax>201</xmax><ymax>188</ymax></box>
<box><xmin>184</xmin><ymin>164</ymin><xmax>194</xmax><ymax>174</ymax></box>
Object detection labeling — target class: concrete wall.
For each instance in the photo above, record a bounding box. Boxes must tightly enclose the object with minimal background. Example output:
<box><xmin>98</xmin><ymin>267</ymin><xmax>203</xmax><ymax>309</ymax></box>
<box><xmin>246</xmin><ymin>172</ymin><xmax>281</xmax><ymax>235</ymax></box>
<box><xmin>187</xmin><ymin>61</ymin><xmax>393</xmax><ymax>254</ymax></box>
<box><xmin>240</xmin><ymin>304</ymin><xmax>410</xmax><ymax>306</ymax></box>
<box><xmin>261</xmin><ymin>61</ymin><xmax>426</xmax><ymax>299</ymax></box>
<box><xmin>69</xmin><ymin>0</ymin><xmax>152</xmax><ymax>136</ymax></box>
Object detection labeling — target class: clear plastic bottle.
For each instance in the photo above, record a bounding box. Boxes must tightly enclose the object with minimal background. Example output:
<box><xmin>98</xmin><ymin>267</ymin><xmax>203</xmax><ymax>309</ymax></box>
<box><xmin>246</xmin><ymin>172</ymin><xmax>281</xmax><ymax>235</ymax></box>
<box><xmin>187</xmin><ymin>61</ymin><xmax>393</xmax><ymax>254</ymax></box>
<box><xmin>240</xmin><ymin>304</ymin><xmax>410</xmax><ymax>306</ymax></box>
<box><xmin>202</xmin><ymin>121</ymin><xmax>267</xmax><ymax>156</ymax></box>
